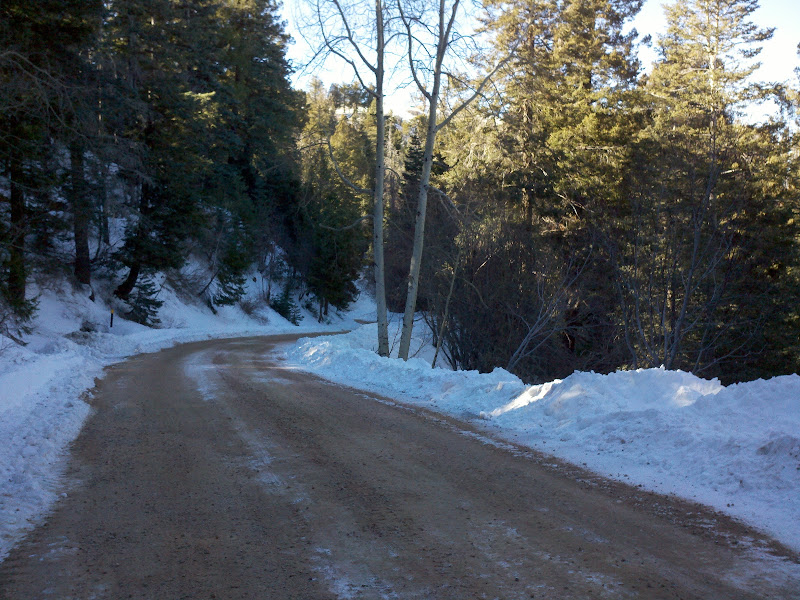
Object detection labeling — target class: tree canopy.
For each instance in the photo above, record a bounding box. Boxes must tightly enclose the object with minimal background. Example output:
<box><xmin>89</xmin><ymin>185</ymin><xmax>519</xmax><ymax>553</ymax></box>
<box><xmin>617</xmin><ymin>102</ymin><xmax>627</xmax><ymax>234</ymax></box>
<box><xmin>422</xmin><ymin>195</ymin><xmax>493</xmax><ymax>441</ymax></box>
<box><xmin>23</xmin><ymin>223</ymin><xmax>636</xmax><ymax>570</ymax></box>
<box><xmin>2</xmin><ymin>0</ymin><xmax>798</xmax><ymax>381</ymax></box>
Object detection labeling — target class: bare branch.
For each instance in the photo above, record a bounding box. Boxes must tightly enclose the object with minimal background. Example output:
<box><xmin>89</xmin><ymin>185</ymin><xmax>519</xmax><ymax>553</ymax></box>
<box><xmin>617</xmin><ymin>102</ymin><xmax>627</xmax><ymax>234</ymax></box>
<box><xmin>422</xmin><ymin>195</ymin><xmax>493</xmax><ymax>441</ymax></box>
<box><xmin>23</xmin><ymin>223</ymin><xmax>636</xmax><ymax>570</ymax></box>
<box><xmin>437</xmin><ymin>49</ymin><xmax>515</xmax><ymax>131</ymax></box>
<box><xmin>397</xmin><ymin>1</ymin><xmax>432</xmax><ymax>99</ymax></box>
<box><xmin>331</xmin><ymin>0</ymin><xmax>378</xmax><ymax>76</ymax></box>
<box><xmin>326</xmin><ymin>139</ymin><xmax>373</xmax><ymax>195</ymax></box>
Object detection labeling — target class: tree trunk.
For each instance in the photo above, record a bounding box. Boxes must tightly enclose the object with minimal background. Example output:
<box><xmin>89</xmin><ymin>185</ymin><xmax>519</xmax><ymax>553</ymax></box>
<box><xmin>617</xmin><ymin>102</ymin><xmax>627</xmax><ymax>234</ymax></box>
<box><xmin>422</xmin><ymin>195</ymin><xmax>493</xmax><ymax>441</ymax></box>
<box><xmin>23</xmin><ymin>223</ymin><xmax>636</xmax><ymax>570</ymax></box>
<box><xmin>70</xmin><ymin>143</ymin><xmax>92</xmax><ymax>286</ymax></box>
<box><xmin>7</xmin><ymin>160</ymin><xmax>27</xmax><ymax>309</ymax></box>
<box><xmin>114</xmin><ymin>184</ymin><xmax>150</xmax><ymax>299</ymax></box>
<box><xmin>525</xmin><ymin>187</ymin><xmax>534</xmax><ymax>234</ymax></box>
<box><xmin>396</xmin><ymin>0</ymin><xmax>506</xmax><ymax>359</ymax></box>
<box><xmin>432</xmin><ymin>259</ymin><xmax>458</xmax><ymax>369</ymax></box>
<box><xmin>114</xmin><ymin>261</ymin><xmax>141</xmax><ymax>300</ymax></box>
<box><xmin>398</xmin><ymin>84</ymin><xmax>439</xmax><ymax>360</ymax></box>
<box><xmin>98</xmin><ymin>164</ymin><xmax>110</xmax><ymax>248</ymax></box>
<box><xmin>373</xmin><ymin>2</ymin><xmax>390</xmax><ymax>357</ymax></box>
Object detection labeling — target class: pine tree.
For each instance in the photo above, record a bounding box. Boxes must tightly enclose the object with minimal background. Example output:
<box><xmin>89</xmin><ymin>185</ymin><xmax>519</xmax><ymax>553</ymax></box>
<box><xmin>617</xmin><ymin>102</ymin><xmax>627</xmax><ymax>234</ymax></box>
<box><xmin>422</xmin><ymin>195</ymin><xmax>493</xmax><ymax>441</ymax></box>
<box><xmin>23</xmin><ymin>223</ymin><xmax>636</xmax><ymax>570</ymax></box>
<box><xmin>213</xmin><ymin>0</ymin><xmax>304</xmax><ymax>220</ymax></box>
<box><xmin>293</xmin><ymin>81</ymin><xmax>369</xmax><ymax>315</ymax></box>
<box><xmin>1</xmin><ymin>0</ymin><xmax>102</xmax><ymax>317</ymax></box>
<box><xmin>102</xmin><ymin>0</ymin><xmax>208</xmax><ymax>299</ymax></box>
<box><xmin>486</xmin><ymin>0</ymin><xmax>642</xmax><ymax>222</ymax></box>
<box><xmin>103</xmin><ymin>0</ymin><xmax>302</xmax><ymax>305</ymax></box>
<box><xmin>172</xmin><ymin>0</ymin><xmax>304</xmax><ymax>311</ymax></box>
<box><xmin>609</xmin><ymin>0</ymin><xmax>794</xmax><ymax>377</ymax></box>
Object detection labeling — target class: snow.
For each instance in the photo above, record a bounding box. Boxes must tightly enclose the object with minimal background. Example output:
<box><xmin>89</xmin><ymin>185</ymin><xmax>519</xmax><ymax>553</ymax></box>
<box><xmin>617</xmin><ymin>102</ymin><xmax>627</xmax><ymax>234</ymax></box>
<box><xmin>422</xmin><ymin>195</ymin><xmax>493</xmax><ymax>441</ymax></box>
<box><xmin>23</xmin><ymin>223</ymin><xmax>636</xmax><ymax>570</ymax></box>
<box><xmin>285</xmin><ymin>324</ymin><xmax>800</xmax><ymax>553</ymax></box>
<box><xmin>2</xmin><ymin>271</ymin><xmax>800</xmax><ymax>566</ymax></box>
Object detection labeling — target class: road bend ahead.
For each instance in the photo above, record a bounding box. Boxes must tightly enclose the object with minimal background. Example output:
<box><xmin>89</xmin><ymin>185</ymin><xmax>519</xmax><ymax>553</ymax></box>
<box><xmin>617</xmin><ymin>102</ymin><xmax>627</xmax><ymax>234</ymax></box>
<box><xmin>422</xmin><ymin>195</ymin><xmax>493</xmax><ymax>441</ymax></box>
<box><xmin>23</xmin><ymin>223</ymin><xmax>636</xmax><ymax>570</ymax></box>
<box><xmin>1</xmin><ymin>335</ymin><xmax>798</xmax><ymax>599</ymax></box>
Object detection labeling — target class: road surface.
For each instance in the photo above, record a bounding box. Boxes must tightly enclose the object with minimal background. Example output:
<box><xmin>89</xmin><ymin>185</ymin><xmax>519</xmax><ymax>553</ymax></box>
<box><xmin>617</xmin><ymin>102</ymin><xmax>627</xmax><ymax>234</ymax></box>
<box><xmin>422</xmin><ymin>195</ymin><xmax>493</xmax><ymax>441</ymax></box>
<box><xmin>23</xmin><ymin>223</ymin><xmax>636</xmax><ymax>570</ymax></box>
<box><xmin>1</xmin><ymin>335</ymin><xmax>798</xmax><ymax>599</ymax></box>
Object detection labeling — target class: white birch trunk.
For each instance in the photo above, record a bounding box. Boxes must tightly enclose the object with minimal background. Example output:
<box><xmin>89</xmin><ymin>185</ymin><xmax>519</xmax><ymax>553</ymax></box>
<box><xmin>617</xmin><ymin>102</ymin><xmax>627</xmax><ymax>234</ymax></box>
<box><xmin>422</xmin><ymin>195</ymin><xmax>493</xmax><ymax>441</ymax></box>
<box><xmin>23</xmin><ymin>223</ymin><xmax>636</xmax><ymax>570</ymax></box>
<box><xmin>373</xmin><ymin>0</ymin><xmax>390</xmax><ymax>357</ymax></box>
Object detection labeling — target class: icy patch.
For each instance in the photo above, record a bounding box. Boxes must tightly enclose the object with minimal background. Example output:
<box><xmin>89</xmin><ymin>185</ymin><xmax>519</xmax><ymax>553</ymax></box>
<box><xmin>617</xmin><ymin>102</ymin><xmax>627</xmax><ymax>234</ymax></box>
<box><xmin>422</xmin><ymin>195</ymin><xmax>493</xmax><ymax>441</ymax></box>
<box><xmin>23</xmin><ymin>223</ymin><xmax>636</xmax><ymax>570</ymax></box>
<box><xmin>182</xmin><ymin>351</ymin><xmax>285</xmax><ymax>493</ymax></box>
<box><xmin>182</xmin><ymin>351</ymin><xmax>223</xmax><ymax>403</ymax></box>
<box><xmin>252</xmin><ymin>372</ymin><xmax>296</xmax><ymax>386</ymax></box>
<box><xmin>311</xmin><ymin>552</ymin><xmax>398</xmax><ymax>600</ymax></box>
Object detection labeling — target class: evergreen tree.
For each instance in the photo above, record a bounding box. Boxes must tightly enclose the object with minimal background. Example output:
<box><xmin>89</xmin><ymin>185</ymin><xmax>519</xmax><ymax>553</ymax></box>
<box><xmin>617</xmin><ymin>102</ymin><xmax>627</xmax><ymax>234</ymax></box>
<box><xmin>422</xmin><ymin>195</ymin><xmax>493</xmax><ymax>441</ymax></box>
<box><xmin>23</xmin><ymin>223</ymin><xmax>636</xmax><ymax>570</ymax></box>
<box><xmin>185</xmin><ymin>0</ymin><xmax>304</xmax><ymax>310</ymax></box>
<box><xmin>213</xmin><ymin>0</ymin><xmax>304</xmax><ymax>227</ymax></box>
<box><xmin>103</xmin><ymin>0</ymin><xmax>303</xmax><ymax>307</ymax></box>
<box><xmin>102</xmin><ymin>0</ymin><xmax>211</xmax><ymax>299</ymax></box>
<box><xmin>0</xmin><ymin>0</ymin><xmax>103</xmax><ymax>317</ymax></box>
<box><xmin>485</xmin><ymin>0</ymin><xmax>642</xmax><ymax>222</ymax></box>
<box><xmin>608</xmin><ymin>0</ymin><xmax>795</xmax><ymax>378</ymax></box>
<box><xmin>294</xmin><ymin>82</ymin><xmax>369</xmax><ymax>316</ymax></box>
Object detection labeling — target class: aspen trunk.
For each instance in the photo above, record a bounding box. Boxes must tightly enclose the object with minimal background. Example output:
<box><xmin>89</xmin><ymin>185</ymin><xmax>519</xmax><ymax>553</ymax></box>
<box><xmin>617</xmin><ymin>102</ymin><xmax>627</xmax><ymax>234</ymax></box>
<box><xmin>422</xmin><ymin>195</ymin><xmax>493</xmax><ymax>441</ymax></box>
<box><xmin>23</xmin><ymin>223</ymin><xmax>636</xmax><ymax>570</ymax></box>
<box><xmin>373</xmin><ymin>0</ymin><xmax>390</xmax><ymax>357</ymax></box>
<box><xmin>398</xmin><ymin>0</ymin><xmax>449</xmax><ymax>360</ymax></box>
<box><xmin>397</xmin><ymin>103</ymin><xmax>438</xmax><ymax>360</ymax></box>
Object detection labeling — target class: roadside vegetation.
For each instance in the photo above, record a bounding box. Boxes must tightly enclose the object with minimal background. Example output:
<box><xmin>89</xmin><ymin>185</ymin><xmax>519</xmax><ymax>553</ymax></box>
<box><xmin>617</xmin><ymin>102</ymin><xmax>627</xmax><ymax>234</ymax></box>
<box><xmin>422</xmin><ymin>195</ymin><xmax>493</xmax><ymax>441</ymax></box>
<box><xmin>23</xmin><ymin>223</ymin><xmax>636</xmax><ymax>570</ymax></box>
<box><xmin>2</xmin><ymin>0</ymin><xmax>799</xmax><ymax>384</ymax></box>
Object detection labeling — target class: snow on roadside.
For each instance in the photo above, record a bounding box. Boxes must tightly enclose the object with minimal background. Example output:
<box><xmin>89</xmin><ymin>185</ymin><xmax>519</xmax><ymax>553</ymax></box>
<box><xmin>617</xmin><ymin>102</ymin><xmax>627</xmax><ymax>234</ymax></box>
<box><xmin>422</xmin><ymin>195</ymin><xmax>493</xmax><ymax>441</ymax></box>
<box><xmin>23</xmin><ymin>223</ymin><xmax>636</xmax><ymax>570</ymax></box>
<box><xmin>0</xmin><ymin>277</ymin><xmax>352</xmax><ymax>562</ymax></box>
<box><xmin>285</xmin><ymin>325</ymin><xmax>800</xmax><ymax>553</ymax></box>
<box><xmin>0</xmin><ymin>342</ymin><xmax>95</xmax><ymax>561</ymax></box>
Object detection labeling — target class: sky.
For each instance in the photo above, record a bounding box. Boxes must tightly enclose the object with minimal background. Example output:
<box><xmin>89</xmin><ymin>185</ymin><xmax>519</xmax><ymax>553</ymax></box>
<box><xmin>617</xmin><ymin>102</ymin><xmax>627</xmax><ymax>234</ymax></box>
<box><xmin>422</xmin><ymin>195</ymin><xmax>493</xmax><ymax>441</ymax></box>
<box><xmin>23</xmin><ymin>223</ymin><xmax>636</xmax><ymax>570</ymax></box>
<box><xmin>632</xmin><ymin>0</ymin><xmax>800</xmax><ymax>83</ymax></box>
<box><xmin>280</xmin><ymin>0</ymin><xmax>800</xmax><ymax>116</ymax></box>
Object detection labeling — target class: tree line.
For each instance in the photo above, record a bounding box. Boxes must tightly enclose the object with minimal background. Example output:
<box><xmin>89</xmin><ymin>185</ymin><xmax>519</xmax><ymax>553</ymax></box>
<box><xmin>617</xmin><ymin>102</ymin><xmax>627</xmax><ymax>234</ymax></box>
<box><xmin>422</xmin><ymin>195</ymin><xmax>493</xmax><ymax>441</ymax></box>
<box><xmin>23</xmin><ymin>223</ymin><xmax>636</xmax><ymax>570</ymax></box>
<box><xmin>428</xmin><ymin>0</ymin><xmax>800</xmax><ymax>383</ymax></box>
<box><xmin>1</xmin><ymin>0</ymin><xmax>312</xmax><ymax>331</ymax></box>
<box><xmin>305</xmin><ymin>0</ymin><xmax>800</xmax><ymax>383</ymax></box>
<box><xmin>2</xmin><ymin>0</ymin><xmax>799</xmax><ymax>383</ymax></box>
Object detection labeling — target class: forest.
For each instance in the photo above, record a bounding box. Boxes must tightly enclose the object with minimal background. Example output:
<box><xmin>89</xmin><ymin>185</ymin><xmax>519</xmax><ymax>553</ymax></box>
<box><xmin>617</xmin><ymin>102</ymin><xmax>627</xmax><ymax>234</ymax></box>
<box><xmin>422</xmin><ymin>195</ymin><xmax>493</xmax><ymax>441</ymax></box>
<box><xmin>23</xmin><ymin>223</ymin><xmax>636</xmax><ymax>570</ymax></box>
<box><xmin>1</xmin><ymin>0</ymin><xmax>798</xmax><ymax>384</ymax></box>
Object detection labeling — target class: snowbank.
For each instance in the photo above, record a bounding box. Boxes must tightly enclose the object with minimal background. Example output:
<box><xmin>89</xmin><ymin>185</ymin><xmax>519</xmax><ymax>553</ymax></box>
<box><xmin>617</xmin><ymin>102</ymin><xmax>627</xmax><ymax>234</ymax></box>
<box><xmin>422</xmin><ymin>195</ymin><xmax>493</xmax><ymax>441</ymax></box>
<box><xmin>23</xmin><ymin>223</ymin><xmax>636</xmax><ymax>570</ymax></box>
<box><xmin>285</xmin><ymin>325</ymin><xmax>800</xmax><ymax>552</ymax></box>
<box><xmin>0</xmin><ymin>276</ymin><xmax>354</xmax><ymax>562</ymax></box>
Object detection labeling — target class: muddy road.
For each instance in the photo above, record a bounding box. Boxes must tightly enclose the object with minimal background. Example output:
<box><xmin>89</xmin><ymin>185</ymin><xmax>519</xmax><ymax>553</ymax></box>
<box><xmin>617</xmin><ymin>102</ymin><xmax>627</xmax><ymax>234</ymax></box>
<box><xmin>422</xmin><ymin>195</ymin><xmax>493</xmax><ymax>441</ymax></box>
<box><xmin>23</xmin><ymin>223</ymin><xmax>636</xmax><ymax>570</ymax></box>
<box><xmin>1</xmin><ymin>335</ymin><xmax>798</xmax><ymax>599</ymax></box>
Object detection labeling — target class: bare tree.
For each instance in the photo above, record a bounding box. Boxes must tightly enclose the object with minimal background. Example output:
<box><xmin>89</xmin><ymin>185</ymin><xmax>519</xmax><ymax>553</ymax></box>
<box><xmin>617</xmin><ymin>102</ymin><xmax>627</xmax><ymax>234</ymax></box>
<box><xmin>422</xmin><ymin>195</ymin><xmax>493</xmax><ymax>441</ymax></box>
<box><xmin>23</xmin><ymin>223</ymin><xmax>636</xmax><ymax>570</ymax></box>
<box><xmin>505</xmin><ymin>250</ymin><xmax>591</xmax><ymax>373</ymax></box>
<box><xmin>301</xmin><ymin>0</ymin><xmax>392</xmax><ymax>356</ymax></box>
<box><xmin>395</xmin><ymin>0</ymin><xmax>513</xmax><ymax>360</ymax></box>
<box><xmin>606</xmin><ymin>172</ymin><xmax>763</xmax><ymax>373</ymax></box>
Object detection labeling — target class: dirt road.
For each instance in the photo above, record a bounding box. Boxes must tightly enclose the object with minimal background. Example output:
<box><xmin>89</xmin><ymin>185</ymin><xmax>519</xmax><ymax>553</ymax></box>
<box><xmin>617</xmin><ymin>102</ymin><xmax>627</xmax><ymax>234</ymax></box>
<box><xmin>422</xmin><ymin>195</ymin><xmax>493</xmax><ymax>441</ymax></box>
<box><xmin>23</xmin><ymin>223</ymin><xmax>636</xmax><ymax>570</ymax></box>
<box><xmin>1</xmin><ymin>335</ymin><xmax>798</xmax><ymax>599</ymax></box>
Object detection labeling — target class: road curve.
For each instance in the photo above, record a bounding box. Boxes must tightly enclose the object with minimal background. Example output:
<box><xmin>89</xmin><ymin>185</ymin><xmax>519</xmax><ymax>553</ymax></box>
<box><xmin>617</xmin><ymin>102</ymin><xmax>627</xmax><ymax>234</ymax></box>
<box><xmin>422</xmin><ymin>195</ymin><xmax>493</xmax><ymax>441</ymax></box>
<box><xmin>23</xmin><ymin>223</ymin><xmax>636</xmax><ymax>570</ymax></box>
<box><xmin>1</xmin><ymin>335</ymin><xmax>798</xmax><ymax>599</ymax></box>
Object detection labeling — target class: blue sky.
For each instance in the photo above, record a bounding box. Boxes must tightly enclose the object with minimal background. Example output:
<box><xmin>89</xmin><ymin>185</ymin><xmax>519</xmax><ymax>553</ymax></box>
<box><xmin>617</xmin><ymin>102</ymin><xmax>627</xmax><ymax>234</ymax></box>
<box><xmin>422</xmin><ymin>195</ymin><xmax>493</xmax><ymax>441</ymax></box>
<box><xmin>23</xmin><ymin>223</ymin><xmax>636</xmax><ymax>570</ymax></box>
<box><xmin>633</xmin><ymin>0</ymin><xmax>799</xmax><ymax>83</ymax></box>
<box><xmin>282</xmin><ymin>0</ymin><xmax>800</xmax><ymax>115</ymax></box>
